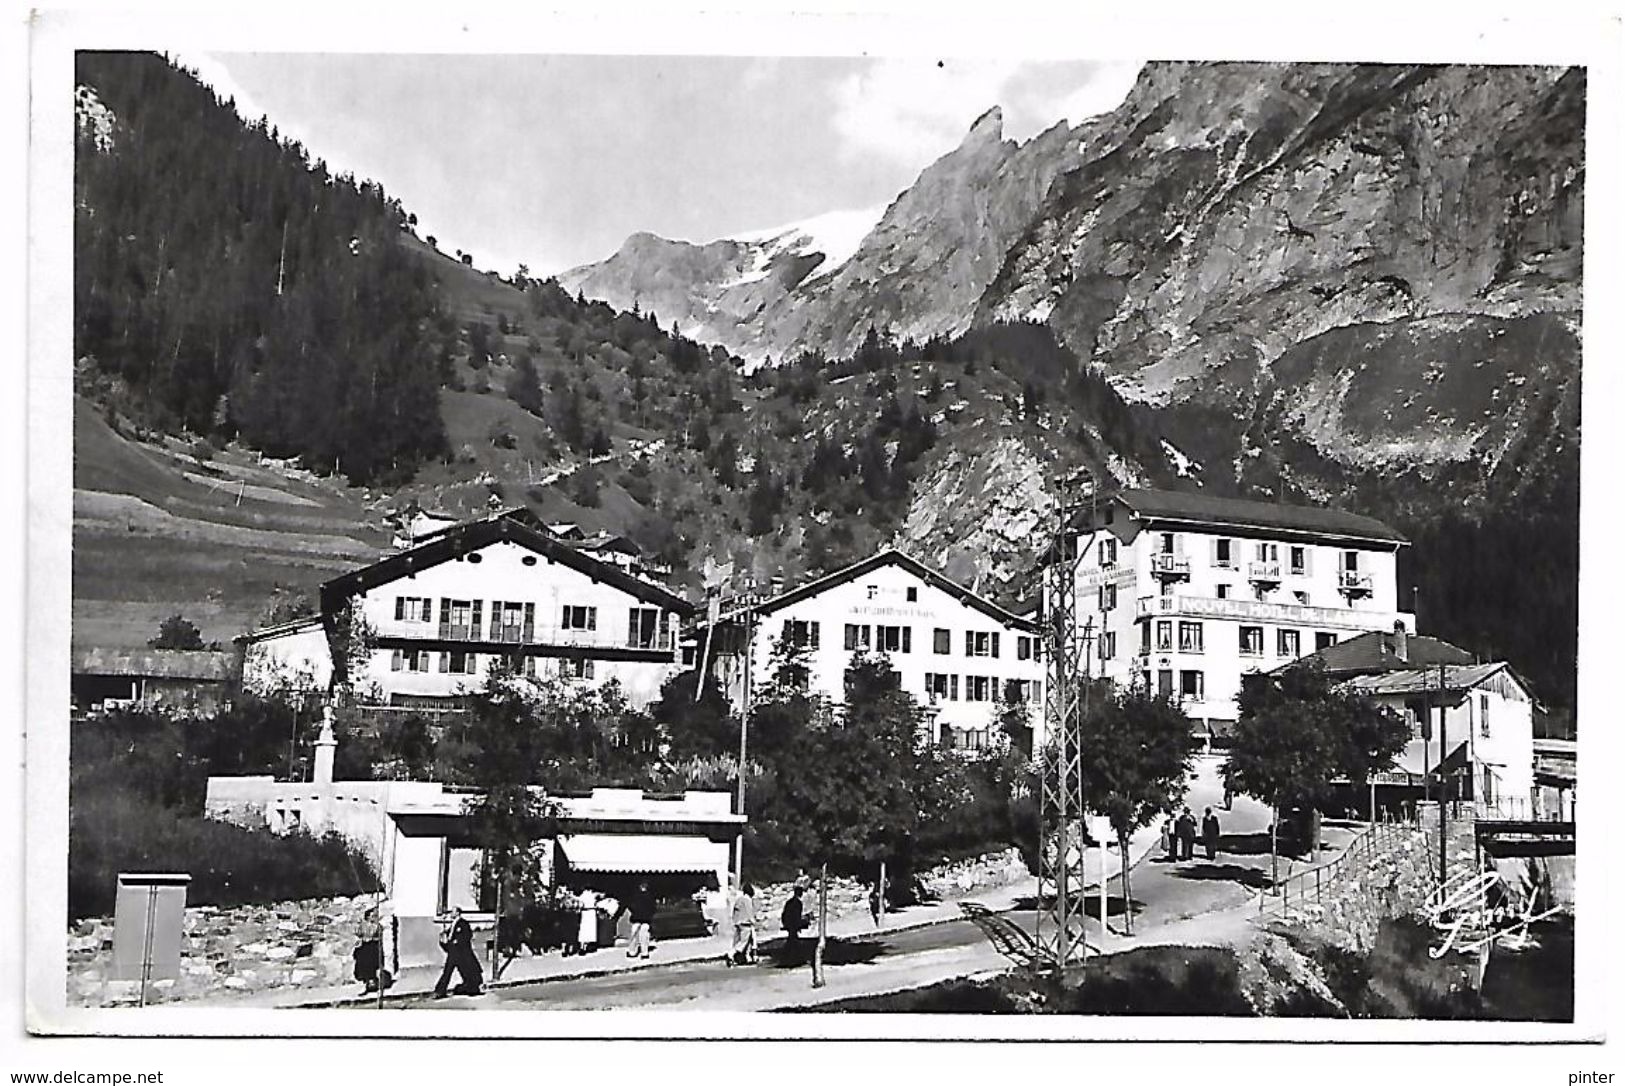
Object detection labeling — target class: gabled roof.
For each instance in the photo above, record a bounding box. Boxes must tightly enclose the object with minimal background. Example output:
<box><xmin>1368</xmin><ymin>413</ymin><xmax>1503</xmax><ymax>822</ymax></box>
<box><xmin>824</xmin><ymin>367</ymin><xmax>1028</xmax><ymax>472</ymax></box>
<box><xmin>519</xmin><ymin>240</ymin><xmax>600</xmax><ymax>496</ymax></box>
<box><xmin>1105</xmin><ymin>488</ymin><xmax>1407</xmax><ymax>546</ymax></box>
<box><xmin>1341</xmin><ymin>662</ymin><xmax>1522</xmax><ymax>699</ymax></box>
<box><xmin>745</xmin><ymin>548</ymin><xmax>1038</xmax><ymax>632</ymax></box>
<box><xmin>1280</xmin><ymin>629</ymin><xmax>1475</xmax><ymax>677</ymax></box>
<box><xmin>321</xmin><ymin>514</ymin><xmax>692</xmax><ymax>616</ymax></box>
<box><xmin>73</xmin><ymin>648</ymin><xmax>237</xmax><ymax>681</ymax></box>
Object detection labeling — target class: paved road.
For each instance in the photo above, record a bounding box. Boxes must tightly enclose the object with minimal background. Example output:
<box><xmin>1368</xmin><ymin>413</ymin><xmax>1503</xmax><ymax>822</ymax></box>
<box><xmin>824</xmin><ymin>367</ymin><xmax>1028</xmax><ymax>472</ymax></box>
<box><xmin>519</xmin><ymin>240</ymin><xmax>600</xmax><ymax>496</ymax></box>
<box><xmin>376</xmin><ymin>911</ymin><xmax>1047</xmax><ymax>1012</ymax></box>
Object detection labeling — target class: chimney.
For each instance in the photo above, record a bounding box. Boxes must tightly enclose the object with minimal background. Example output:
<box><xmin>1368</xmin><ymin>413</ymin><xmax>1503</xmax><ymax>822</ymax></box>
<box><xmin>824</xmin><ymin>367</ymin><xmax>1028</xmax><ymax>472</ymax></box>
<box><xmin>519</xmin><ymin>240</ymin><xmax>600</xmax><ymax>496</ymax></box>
<box><xmin>313</xmin><ymin>706</ymin><xmax>338</xmax><ymax>786</ymax></box>
<box><xmin>1392</xmin><ymin>620</ymin><xmax>1409</xmax><ymax>664</ymax></box>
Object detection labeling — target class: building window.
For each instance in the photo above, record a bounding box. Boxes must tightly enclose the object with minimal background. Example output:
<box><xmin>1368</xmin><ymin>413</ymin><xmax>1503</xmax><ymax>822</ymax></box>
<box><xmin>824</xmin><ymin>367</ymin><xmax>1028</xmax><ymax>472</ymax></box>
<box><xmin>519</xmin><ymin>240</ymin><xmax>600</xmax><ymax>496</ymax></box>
<box><xmin>1155</xmin><ymin>620</ymin><xmax>1173</xmax><ymax>653</ymax></box>
<box><xmin>1239</xmin><ymin>626</ymin><xmax>1264</xmax><ymax>657</ymax></box>
<box><xmin>1293</xmin><ymin>591</ymin><xmax>1309</xmax><ymax>604</ymax></box>
<box><xmin>1178</xmin><ymin>621</ymin><xmax>1203</xmax><ymax>654</ymax></box>
<box><xmin>1099</xmin><ymin>631</ymin><xmax>1117</xmax><ymax>661</ymax></box>
<box><xmin>1214</xmin><ymin>538</ymin><xmax>1234</xmax><ymax>569</ymax></box>
<box><xmin>1344</xmin><ymin>550</ymin><xmax>1360</xmax><ymax>572</ymax></box>
<box><xmin>1157</xmin><ymin>669</ymin><xmax>1174</xmax><ymax>697</ymax></box>
<box><xmin>562</xmin><ymin>605</ymin><xmax>597</xmax><ymax>632</ymax></box>
<box><xmin>877</xmin><ymin>625</ymin><xmax>910</xmax><ymax>653</ymax></box>
<box><xmin>1027</xmin><ymin>680</ymin><xmax>1043</xmax><ymax>705</ymax></box>
<box><xmin>966</xmin><ymin>631</ymin><xmax>998</xmax><ymax>658</ymax></box>
<box><xmin>844</xmin><ymin>623</ymin><xmax>872</xmax><ymax>651</ymax></box>
<box><xmin>1100</xmin><ymin>537</ymin><xmax>1119</xmax><ymax>566</ymax></box>
<box><xmin>1180</xmin><ymin>670</ymin><xmax>1204</xmax><ymax>701</ymax></box>
<box><xmin>1253</xmin><ymin>584</ymin><xmax>1270</xmax><ymax>602</ymax></box>
<box><xmin>1160</xmin><ymin>532</ymin><xmax>1177</xmax><ymax>554</ymax></box>
<box><xmin>1098</xmin><ymin>583</ymin><xmax>1118</xmax><ymax>611</ymax></box>
<box><xmin>440</xmin><ymin>598</ymin><xmax>482</xmax><ymax>641</ymax></box>
<box><xmin>1257</xmin><ymin>542</ymin><xmax>1279</xmax><ymax>563</ymax></box>
<box><xmin>1479</xmin><ymin>693</ymin><xmax>1491</xmax><ymax>737</ymax></box>
<box><xmin>391</xmin><ymin>648</ymin><xmax>431</xmax><ymax>672</ymax></box>
<box><xmin>945</xmin><ymin>727</ymin><xmax>992</xmax><ymax>752</ymax></box>
<box><xmin>1316</xmin><ymin>632</ymin><xmax>1337</xmax><ymax>651</ymax></box>
<box><xmin>559</xmin><ymin>658</ymin><xmax>595</xmax><ymax>680</ymax></box>
<box><xmin>1140</xmin><ymin>622</ymin><xmax>1151</xmax><ymax>654</ymax></box>
<box><xmin>1289</xmin><ymin>546</ymin><xmax>1308</xmax><ymax>575</ymax></box>
<box><xmin>489</xmin><ymin>601</ymin><xmax>529</xmax><ymax>643</ymax></box>
<box><xmin>906</xmin><ymin>587</ymin><xmax>918</xmax><ymax>602</ymax></box>
<box><xmin>442</xmin><ymin>650</ymin><xmax>477</xmax><ymax>675</ymax></box>
<box><xmin>395</xmin><ymin>596</ymin><xmax>433</xmax><ymax>623</ymax></box>
<box><xmin>627</xmin><ymin>607</ymin><xmax>665</xmax><ymax>649</ymax></box>
<box><xmin>933</xmin><ymin>628</ymin><xmax>951</xmax><ymax>654</ymax></box>
<box><xmin>1017</xmin><ymin>636</ymin><xmax>1031</xmax><ymax>661</ymax></box>
<box><xmin>967</xmin><ymin>676</ymin><xmax>993</xmax><ymax>702</ymax></box>
<box><xmin>782</xmin><ymin>619</ymin><xmax>820</xmax><ymax>650</ymax></box>
<box><xmin>1216</xmin><ymin>584</ymin><xmax>1231</xmax><ymax>600</ymax></box>
<box><xmin>925</xmin><ymin>673</ymin><xmax>953</xmax><ymax>702</ymax></box>
<box><xmin>1277</xmin><ymin>629</ymin><xmax>1301</xmax><ymax>658</ymax></box>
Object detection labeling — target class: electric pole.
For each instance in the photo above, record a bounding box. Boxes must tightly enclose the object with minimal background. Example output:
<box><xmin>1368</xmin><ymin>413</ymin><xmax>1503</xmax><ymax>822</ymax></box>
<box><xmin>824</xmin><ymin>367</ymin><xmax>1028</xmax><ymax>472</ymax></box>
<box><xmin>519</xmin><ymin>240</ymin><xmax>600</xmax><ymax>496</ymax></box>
<box><xmin>1036</xmin><ymin>469</ymin><xmax>1095</xmax><ymax>972</ymax></box>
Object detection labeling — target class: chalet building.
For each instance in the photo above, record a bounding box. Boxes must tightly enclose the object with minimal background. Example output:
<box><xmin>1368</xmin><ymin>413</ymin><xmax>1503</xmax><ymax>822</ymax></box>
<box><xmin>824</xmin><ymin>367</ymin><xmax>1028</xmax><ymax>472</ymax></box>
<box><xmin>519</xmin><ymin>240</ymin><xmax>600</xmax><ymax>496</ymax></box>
<box><xmin>697</xmin><ymin>549</ymin><xmax>1046</xmax><ymax>752</ymax></box>
<box><xmin>241</xmin><ymin>508</ymin><xmax>691</xmax><ymax>710</ymax></box>
<box><xmin>1064</xmin><ymin>488</ymin><xmax>1415</xmax><ymax>737</ymax></box>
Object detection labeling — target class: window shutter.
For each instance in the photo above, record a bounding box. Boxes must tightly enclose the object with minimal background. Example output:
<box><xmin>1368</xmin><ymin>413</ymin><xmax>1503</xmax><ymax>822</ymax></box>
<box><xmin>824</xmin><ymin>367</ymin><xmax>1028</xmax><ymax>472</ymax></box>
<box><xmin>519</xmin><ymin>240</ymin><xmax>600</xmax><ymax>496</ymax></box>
<box><xmin>991</xmin><ymin>632</ymin><xmax>1000</xmax><ymax>658</ymax></box>
<box><xmin>586</xmin><ymin>607</ymin><xmax>596</xmax><ymax>631</ymax></box>
<box><xmin>902</xmin><ymin>627</ymin><xmax>911</xmax><ymax>654</ymax></box>
<box><xmin>844</xmin><ymin>624</ymin><xmax>856</xmax><ymax>651</ymax></box>
<box><xmin>490</xmin><ymin>602</ymin><xmax>502</xmax><ymax>640</ymax></box>
<box><xmin>951</xmin><ymin>675</ymin><xmax>959</xmax><ymax>701</ymax></box>
<box><xmin>391</xmin><ymin>649</ymin><xmax>402</xmax><ymax>672</ymax></box>
<box><xmin>439</xmin><ymin>598</ymin><xmax>451</xmax><ymax>638</ymax></box>
<box><xmin>523</xmin><ymin>603</ymin><xmax>535</xmax><ymax>642</ymax></box>
<box><xmin>1302</xmin><ymin>549</ymin><xmax>1313</xmax><ymax>576</ymax></box>
<box><xmin>439</xmin><ymin>651</ymin><xmax>450</xmax><ymax>673</ymax></box>
<box><xmin>965</xmin><ymin>631</ymin><xmax>973</xmax><ymax>656</ymax></box>
<box><xmin>810</xmin><ymin>622</ymin><xmax>821</xmax><ymax>649</ymax></box>
<box><xmin>395</xmin><ymin>598</ymin><xmax>405</xmax><ymax>621</ymax></box>
<box><xmin>471</xmin><ymin>601</ymin><xmax>482</xmax><ymax>639</ymax></box>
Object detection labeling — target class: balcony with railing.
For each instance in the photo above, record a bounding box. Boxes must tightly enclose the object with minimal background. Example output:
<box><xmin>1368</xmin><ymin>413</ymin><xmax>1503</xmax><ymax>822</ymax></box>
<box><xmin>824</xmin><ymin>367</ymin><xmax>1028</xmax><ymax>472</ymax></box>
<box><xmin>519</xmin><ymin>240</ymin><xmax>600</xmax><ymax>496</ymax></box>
<box><xmin>1150</xmin><ymin>553</ymin><xmax>1191</xmax><ymax>580</ymax></box>
<box><xmin>1248</xmin><ymin>561</ymin><xmax>1282</xmax><ymax>584</ymax></box>
<box><xmin>416</xmin><ymin>621</ymin><xmax>673</xmax><ymax>653</ymax></box>
<box><xmin>1338</xmin><ymin>569</ymin><xmax>1374</xmax><ymax>597</ymax></box>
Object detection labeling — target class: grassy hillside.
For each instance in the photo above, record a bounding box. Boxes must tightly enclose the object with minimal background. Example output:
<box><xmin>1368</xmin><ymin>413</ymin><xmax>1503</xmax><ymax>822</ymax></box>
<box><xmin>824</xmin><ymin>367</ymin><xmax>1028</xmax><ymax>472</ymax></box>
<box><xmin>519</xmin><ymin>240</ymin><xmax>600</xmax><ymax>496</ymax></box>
<box><xmin>72</xmin><ymin>398</ymin><xmax>388</xmax><ymax>651</ymax></box>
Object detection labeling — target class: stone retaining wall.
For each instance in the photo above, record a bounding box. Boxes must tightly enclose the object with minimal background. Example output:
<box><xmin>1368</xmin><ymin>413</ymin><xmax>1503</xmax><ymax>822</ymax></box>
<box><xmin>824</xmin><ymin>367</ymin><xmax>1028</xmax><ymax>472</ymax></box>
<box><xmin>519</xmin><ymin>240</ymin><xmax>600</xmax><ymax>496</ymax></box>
<box><xmin>67</xmin><ymin>895</ymin><xmax>380</xmax><ymax>1007</ymax></box>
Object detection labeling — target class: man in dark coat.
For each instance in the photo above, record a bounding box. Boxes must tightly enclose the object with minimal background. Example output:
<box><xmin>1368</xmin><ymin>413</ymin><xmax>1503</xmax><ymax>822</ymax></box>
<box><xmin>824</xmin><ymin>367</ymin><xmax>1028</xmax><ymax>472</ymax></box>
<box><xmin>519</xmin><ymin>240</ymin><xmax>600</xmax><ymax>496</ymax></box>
<box><xmin>624</xmin><ymin>880</ymin><xmax>658</xmax><ymax>959</ymax></box>
<box><xmin>1176</xmin><ymin>807</ymin><xmax>1198</xmax><ymax>861</ymax></box>
<box><xmin>432</xmin><ymin>906</ymin><xmax>485</xmax><ymax>998</ymax></box>
<box><xmin>780</xmin><ymin>885</ymin><xmax>810</xmax><ymax>965</ymax></box>
<box><xmin>1202</xmin><ymin>806</ymin><xmax>1222</xmax><ymax>860</ymax></box>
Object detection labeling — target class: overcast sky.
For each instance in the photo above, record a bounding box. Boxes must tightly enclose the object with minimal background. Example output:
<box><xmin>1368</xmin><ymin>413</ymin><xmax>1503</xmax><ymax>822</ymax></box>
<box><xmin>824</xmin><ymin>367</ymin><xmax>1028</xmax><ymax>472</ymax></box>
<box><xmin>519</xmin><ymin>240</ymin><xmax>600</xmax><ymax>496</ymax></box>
<box><xmin>184</xmin><ymin>53</ymin><xmax>1143</xmax><ymax>276</ymax></box>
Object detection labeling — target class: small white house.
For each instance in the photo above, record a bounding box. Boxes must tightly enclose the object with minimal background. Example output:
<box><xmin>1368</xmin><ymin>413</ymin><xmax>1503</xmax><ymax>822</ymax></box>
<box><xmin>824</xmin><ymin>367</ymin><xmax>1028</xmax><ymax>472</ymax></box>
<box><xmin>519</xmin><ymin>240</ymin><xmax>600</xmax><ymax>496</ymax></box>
<box><xmin>204</xmin><ymin>717</ymin><xmax>742</xmax><ymax>966</ymax></box>
<box><xmin>1342</xmin><ymin>661</ymin><xmax>1536</xmax><ymax>813</ymax></box>
<box><xmin>698</xmin><ymin>549</ymin><xmax>1046</xmax><ymax>752</ymax></box>
<box><xmin>237</xmin><ymin>616</ymin><xmax>333</xmax><ymax>696</ymax></box>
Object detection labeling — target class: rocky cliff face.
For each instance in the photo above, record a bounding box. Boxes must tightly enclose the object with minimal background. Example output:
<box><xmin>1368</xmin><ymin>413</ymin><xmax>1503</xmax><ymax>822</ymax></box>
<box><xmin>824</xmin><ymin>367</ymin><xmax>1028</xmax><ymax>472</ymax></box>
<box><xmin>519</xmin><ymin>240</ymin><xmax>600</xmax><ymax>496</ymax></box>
<box><xmin>565</xmin><ymin>63</ymin><xmax>1582</xmax><ymax>493</ymax></box>
<box><xmin>561</xmin><ymin>106</ymin><xmax>1089</xmax><ymax>366</ymax></box>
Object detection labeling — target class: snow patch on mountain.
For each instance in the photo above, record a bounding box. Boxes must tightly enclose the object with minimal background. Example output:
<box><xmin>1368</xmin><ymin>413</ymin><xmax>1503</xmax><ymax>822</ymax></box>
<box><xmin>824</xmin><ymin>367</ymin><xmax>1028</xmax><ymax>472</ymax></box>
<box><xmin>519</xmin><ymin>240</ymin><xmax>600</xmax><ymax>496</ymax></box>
<box><xmin>731</xmin><ymin>205</ymin><xmax>886</xmax><ymax>282</ymax></box>
<box><xmin>1160</xmin><ymin>439</ymin><xmax>1202</xmax><ymax>480</ymax></box>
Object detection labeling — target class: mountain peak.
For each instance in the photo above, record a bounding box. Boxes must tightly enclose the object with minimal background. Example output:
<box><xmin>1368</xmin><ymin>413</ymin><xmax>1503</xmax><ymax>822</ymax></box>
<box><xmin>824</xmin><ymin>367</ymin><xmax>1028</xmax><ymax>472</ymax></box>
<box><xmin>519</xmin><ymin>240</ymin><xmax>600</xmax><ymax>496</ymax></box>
<box><xmin>965</xmin><ymin>105</ymin><xmax>1004</xmax><ymax>143</ymax></box>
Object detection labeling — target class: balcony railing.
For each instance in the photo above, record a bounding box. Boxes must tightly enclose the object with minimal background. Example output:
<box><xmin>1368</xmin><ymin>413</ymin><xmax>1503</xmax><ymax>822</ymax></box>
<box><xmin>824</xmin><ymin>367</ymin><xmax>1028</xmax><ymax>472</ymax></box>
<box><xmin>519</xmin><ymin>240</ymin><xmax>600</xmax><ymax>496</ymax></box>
<box><xmin>407</xmin><ymin>624</ymin><xmax>674</xmax><ymax>653</ymax></box>
<box><xmin>1150</xmin><ymin>554</ymin><xmax>1190</xmax><ymax>579</ymax></box>
<box><xmin>1248</xmin><ymin>561</ymin><xmax>1282</xmax><ymax>583</ymax></box>
<box><xmin>1338</xmin><ymin>570</ymin><xmax>1374</xmax><ymax>595</ymax></box>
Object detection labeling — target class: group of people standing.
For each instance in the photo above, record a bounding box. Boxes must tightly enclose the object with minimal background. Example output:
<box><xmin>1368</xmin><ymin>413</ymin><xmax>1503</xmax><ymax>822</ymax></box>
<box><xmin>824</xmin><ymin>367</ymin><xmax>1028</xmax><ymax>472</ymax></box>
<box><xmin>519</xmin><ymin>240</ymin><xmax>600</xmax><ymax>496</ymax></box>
<box><xmin>1163</xmin><ymin>805</ymin><xmax>1224</xmax><ymax>862</ymax></box>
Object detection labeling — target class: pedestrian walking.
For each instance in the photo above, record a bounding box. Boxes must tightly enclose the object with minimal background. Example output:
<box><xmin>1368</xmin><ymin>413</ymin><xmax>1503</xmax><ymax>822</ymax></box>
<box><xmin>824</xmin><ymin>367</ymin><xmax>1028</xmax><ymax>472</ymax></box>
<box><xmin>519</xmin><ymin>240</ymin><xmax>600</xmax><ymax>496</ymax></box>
<box><xmin>727</xmin><ymin>881</ymin><xmax>757</xmax><ymax>966</ymax></box>
<box><xmin>624</xmin><ymin>880</ymin><xmax>657</xmax><ymax>959</ymax></box>
<box><xmin>577</xmin><ymin>887</ymin><xmax>601</xmax><ymax>955</ymax></box>
<box><xmin>431</xmin><ymin>906</ymin><xmax>484</xmax><ymax>998</ymax></box>
<box><xmin>1176</xmin><ymin>806</ymin><xmax>1198</xmax><ymax>861</ymax></box>
<box><xmin>1160</xmin><ymin>814</ymin><xmax>1176</xmax><ymax>860</ymax></box>
<box><xmin>1202</xmin><ymin>806</ymin><xmax>1221</xmax><ymax>861</ymax></box>
<box><xmin>353</xmin><ymin>905</ymin><xmax>394</xmax><ymax>994</ymax></box>
<box><xmin>781</xmin><ymin>884</ymin><xmax>811</xmax><ymax>966</ymax></box>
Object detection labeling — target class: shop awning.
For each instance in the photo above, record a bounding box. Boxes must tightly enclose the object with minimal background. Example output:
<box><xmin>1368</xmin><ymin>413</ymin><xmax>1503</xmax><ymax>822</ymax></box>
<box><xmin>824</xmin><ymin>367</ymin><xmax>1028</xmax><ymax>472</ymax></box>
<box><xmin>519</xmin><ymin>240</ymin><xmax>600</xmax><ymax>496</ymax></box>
<box><xmin>555</xmin><ymin>834</ymin><xmax>729</xmax><ymax>874</ymax></box>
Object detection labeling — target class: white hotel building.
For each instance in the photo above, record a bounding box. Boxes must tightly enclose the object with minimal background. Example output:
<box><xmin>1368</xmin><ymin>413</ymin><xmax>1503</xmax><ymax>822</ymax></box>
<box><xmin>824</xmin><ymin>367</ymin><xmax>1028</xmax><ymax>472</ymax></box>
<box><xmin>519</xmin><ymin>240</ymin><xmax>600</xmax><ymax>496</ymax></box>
<box><xmin>1069</xmin><ymin>489</ymin><xmax>1415</xmax><ymax>736</ymax></box>
<box><xmin>702</xmin><ymin>549</ymin><xmax>1046</xmax><ymax>752</ymax></box>
<box><xmin>242</xmin><ymin>509</ymin><xmax>691</xmax><ymax>709</ymax></box>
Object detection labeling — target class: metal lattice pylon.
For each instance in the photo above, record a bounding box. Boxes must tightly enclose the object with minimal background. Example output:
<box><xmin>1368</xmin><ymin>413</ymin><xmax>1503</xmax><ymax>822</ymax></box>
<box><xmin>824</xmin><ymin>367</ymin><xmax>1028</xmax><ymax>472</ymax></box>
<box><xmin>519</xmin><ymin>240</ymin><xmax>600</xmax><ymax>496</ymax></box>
<box><xmin>1036</xmin><ymin>471</ymin><xmax>1095</xmax><ymax>970</ymax></box>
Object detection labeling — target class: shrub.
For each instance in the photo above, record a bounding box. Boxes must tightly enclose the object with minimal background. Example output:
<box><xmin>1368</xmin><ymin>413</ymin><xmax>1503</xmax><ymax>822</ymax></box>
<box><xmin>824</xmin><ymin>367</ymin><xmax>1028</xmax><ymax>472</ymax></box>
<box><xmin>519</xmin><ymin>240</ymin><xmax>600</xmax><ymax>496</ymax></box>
<box><xmin>68</xmin><ymin>782</ymin><xmax>378</xmax><ymax>919</ymax></box>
